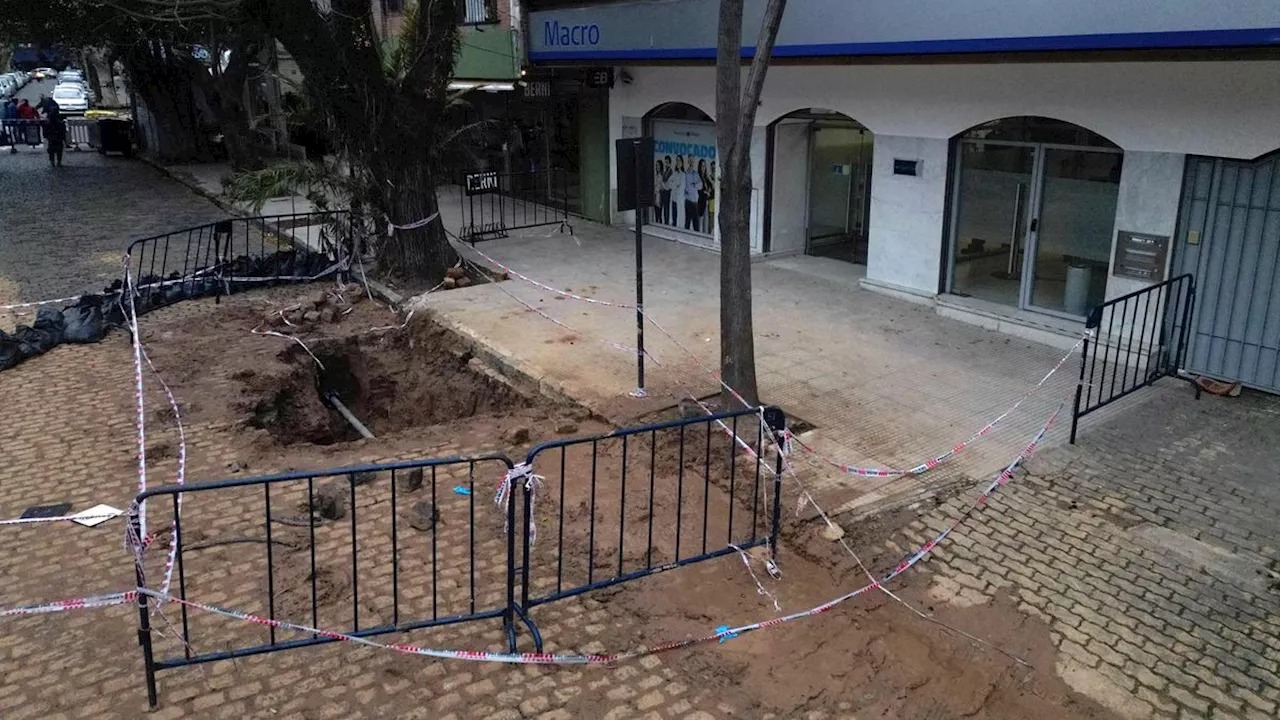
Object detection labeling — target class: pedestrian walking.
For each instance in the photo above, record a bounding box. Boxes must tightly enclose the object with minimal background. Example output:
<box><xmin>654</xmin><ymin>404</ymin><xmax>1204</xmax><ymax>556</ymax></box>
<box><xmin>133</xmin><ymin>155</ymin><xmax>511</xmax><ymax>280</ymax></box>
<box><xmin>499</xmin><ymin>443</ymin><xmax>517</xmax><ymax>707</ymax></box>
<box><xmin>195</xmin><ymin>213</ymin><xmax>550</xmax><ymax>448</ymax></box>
<box><xmin>42</xmin><ymin>105</ymin><xmax>66</xmax><ymax>167</ymax></box>
<box><xmin>17</xmin><ymin>99</ymin><xmax>38</xmax><ymax>120</ymax></box>
<box><xmin>1</xmin><ymin>99</ymin><xmax>17</xmax><ymax>153</ymax></box>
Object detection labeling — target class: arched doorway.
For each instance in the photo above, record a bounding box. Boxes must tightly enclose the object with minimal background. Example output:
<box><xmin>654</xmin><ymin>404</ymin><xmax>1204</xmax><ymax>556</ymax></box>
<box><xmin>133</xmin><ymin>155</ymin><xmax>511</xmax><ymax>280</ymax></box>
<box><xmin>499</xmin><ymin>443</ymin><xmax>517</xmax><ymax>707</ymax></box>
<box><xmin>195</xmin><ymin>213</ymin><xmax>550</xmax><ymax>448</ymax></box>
<box><xmin>644</xmin><ymin>103</ymin><xmax>718</xmax><ymax>245</ymax></box>
<box><xmin>766</xmin><ymin>108</ymin><xmax>872</xmax><ymax>263</ymax></box>
<box><xmin>947</xmin><ymin>117</ymin><xmax>1123</xmax><ymax>318</ymax></box>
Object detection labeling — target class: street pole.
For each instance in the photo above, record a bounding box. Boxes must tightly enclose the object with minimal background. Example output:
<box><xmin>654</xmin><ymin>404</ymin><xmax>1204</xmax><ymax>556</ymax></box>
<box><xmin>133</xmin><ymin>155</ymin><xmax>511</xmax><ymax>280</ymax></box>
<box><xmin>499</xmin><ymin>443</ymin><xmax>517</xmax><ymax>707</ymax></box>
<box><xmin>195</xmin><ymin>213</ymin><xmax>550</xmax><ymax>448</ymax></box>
<box><xmin>633</xmin><ymin>141</ymin><xmax>647</xmax><ymax>398</ymax></box>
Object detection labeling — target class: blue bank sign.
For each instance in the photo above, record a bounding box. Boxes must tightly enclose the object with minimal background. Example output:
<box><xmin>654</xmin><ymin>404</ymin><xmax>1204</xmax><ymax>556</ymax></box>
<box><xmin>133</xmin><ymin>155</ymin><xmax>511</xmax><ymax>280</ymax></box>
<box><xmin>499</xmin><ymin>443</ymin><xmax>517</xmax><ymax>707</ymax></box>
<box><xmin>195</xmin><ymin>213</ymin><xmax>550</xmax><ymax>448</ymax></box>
<box><xmin>529</xmin><ymin>0</ymin><xmax>1280</xmax><ymax>61</ymax></box>
<box><xmin>544</xmin><ymin>20</ymin><xmax>601</xmax><ymax>47</ymax></box>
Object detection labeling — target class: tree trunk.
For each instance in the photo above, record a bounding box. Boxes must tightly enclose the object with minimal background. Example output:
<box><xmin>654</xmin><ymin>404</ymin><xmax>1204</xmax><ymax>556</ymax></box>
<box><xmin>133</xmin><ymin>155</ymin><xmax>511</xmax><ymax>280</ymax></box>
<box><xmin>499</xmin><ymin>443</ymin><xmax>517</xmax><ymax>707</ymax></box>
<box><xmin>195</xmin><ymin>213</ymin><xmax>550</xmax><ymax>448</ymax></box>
<box><xmin>714</xmin><ymin>0</ymin><xmax>789</xmax><ymax>409</ymax></box>
<box><xmin>715</xmin><ymin>0</ymin><xmax>758</xmax><ymax>408</ymax></box>
<box><xmin>378</xmin><ymin>160</ymin><xmax>457</xmax><ymax>281</ymax></box>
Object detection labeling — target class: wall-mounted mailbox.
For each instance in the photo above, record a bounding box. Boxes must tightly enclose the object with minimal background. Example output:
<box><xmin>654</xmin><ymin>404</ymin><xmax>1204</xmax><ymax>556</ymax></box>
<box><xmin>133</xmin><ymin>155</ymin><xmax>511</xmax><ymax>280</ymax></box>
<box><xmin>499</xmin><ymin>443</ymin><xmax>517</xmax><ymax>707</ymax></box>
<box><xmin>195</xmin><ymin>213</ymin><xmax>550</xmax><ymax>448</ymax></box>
<box><xmin>1112</xmin><ymin>231</ymin><xmax>1170</xmax><ymax>281</ymax></box>
<box><xmin>893</xmin><ymin>159</ymin><xmax>920</xmax><ymax>176</ymax></box>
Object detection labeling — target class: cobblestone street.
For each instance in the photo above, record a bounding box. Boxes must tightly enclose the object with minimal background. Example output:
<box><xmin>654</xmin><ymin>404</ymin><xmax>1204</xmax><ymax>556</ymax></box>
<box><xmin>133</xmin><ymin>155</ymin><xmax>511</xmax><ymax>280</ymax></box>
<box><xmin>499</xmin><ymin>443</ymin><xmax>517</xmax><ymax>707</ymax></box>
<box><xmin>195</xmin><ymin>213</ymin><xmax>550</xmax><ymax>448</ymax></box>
<box><xmin>0</xmin><ymin>146</ymin><xmax>226</xmax><ymax>308</ymax></box>
<box><xmin>908</xmin><ymin>387</ymin><xmax>1280</xmax><ymax>718</ymax></box>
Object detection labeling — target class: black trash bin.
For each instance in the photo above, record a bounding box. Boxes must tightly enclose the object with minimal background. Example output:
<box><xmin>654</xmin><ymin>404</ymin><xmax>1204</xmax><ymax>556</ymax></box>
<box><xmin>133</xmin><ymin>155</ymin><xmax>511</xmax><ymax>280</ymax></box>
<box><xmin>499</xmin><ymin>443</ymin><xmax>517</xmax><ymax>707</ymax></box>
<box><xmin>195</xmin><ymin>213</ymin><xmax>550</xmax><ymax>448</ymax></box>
<box><xmin>96</xmin><ymin>118</ymin><xmax>134</xmax><ymax>157</ymax></box>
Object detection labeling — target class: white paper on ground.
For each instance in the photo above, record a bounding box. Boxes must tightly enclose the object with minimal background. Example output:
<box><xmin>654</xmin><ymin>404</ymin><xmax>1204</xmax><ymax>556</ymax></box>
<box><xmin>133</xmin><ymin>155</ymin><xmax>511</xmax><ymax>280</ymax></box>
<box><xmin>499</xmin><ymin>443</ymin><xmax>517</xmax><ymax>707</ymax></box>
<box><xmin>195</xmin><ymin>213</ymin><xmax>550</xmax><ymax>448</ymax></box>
<box><xmin>71</xmin><ymin>504</ymin><xmax>123</xmax><ymax>528</ymax></box>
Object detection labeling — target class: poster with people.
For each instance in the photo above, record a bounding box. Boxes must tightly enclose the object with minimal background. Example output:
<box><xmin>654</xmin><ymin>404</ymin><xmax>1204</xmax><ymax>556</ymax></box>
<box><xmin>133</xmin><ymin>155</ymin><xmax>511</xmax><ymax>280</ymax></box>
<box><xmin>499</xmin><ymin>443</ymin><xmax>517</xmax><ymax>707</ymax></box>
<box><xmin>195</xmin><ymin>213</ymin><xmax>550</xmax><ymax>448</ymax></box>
<box><xmin>651</xmin><ymin>119</ymin><xmax>717</xmax><ymax>238</ymax></box>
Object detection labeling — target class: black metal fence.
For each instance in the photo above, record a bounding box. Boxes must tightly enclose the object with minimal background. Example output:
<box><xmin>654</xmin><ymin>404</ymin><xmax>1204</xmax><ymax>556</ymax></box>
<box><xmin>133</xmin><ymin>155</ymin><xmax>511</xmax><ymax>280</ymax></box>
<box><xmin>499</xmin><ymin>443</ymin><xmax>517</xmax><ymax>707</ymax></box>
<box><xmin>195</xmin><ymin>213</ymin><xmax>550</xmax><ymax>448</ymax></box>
<box><xmin>460</xmin><ymin>168</ymin><xmax>573</xmax><ymax>244</ymax></box>
<box><xmin>134</xmin><ymin>407</ymin><xmax>786</xmax><ymax>706</ymax></box>
<box><xmin>519</xmin><ymin>407</ymin><xmax>784</xmax><ymax>610</ymax></box>
<box><xmin>123</xmin><ymin>211</ymin><xmax>355</xmax><ymax>313</ymax></box>
<box><xmin>134</xmin><ymin>454</ymin><xmax>523</xmax><ymax>708</ymax></box>
<box><xmin>1071</xmin><ymin>273</ymin><xmax>1198</xmax><ymax>443</ymax></box>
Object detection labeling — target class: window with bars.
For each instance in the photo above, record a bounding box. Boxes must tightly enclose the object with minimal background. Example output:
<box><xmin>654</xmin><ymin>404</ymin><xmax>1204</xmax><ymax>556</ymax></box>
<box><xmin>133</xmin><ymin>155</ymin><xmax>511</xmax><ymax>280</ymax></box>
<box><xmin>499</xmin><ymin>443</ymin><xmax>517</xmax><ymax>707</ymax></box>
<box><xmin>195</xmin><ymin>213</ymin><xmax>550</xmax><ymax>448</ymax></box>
<box><xmin>461</xmin><ymin>0</ymin><xmax>499</xmax><ymax>24</ymax></box>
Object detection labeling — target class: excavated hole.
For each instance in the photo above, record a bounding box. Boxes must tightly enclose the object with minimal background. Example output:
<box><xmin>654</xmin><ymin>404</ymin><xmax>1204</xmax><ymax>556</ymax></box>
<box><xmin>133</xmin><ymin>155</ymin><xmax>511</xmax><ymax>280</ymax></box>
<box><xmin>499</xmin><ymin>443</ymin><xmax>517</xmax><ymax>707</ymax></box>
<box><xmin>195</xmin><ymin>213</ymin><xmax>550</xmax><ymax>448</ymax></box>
<box><xmin>243</xmin><ymin>324</ymin><xmax>534</xmax><ymax>446</ymax></box>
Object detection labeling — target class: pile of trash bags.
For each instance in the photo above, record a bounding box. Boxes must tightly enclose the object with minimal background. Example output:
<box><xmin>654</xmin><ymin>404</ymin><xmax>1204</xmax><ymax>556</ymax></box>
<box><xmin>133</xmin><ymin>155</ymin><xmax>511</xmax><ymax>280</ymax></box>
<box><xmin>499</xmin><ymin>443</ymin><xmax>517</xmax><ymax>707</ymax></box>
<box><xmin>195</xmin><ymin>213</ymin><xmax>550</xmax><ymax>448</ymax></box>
<box><xmin>0</xmin><ymin>249</ymin><xmax>332</xmax><ymax>372</ymax></box>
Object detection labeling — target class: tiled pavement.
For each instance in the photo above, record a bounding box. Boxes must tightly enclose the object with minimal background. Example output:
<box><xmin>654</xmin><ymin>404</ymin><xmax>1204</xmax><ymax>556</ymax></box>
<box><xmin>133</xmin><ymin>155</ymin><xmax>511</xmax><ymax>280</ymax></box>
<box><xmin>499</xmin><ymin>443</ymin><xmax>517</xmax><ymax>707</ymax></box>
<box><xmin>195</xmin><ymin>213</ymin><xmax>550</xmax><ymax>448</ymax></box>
<box><xmin>906</xmin><ymin>388</ymin><xmax>1280</xmax><ymax>719</ymax></box>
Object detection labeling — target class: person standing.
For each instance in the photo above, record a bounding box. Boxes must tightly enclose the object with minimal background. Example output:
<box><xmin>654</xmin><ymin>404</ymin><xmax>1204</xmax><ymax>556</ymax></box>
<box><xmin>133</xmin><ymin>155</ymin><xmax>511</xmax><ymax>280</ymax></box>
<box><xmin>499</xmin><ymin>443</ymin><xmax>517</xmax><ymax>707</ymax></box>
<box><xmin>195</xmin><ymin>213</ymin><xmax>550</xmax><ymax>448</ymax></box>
<box><xmin>17</xmin><ymin>99</ymin><xmax>38</xmax><ymax>120</ymax></box>
<box><xmin>707</xmin><ymin>160</ymin><xmax>718</xmax><ymax>235</ymax></box>
<box><xmin>696</xmin><ymin>159</ymin><xmax>710</xmax><ymax>233</ymax></box>
<box><xmin>654</xmin><ymin>159</ymin><xmax>668</xmax><ymax>224</ymax></box>
<box><xmin>42</xmin><ymin>104</ymin><xmax>66</xmax><ymax>167</ymax></box>
<box><xmin>2</xmin><ymin>99</ymin><xmax>18</xmax><ymax>153</ymax></box>
<box><xmin>683</xmin><ymin>154</ymin><xmax>702</xmax><ymax>232</ymax></box>
<box><xmin>669</xmin><ymin>156</ymin><xmax>686</xmax><ymax>228</ymax></box>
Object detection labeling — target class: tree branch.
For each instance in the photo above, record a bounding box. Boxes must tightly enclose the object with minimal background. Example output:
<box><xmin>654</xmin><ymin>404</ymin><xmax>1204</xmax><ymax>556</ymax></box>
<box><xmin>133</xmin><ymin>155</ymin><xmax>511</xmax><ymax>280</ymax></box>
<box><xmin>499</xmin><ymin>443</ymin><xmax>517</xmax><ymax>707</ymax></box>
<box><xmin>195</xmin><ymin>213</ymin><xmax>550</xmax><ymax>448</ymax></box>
<box><xmin>739</xmin><ymin>0</ymin><xmax>787</xmax><ymax>127</ymax></box>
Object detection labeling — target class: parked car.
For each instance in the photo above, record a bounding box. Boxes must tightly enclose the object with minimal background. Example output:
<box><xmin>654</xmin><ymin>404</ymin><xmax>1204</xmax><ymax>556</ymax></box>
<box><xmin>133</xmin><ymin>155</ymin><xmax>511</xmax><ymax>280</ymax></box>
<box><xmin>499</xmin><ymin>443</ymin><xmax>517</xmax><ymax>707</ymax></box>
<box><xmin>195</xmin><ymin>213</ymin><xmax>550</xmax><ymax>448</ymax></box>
<box><xmin>51</xmin><ymin>83</ymin><xmax>89</xmax><ymax>114</ymax></box>
<box><xmin>56</xmin><ymin>70</ymin><xmax>83</xmax><ymax>84</ymax></box>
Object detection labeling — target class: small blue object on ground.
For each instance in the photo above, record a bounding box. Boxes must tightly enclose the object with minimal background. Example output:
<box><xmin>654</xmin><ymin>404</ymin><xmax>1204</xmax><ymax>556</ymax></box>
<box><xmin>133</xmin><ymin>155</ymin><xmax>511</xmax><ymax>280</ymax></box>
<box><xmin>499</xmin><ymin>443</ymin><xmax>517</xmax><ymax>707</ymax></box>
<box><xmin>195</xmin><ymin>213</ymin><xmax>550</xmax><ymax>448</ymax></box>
<box><xmin>715</xmin><ymin>625</ymin><xmax>738</xmax><ymax>643</ymax></box>
<box><xmin>453</xmin><ymin>486</ymin><xmax>472</xmax><ymax>496</ymax></box>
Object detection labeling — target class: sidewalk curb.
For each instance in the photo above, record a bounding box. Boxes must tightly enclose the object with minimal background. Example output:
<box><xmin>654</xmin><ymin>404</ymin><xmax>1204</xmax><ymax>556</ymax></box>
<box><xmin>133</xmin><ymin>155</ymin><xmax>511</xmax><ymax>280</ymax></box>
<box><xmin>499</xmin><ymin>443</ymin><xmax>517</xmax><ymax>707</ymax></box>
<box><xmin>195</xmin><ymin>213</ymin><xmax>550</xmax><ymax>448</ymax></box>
<box><xmin>136</xmin><ymin>155</ymin><xmax>248</xmax><ymax>218</ymax></box>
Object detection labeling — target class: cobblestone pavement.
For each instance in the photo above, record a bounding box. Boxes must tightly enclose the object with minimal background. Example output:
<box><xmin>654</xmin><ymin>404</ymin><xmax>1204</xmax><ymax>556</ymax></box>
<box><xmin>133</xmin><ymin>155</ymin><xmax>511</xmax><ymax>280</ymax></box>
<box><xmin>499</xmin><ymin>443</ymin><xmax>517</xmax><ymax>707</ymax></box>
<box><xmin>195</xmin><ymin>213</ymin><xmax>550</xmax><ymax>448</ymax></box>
<box><xmin>0</xmin><ymin>293</ymin><xmax>778</xmax><ymax>720</ymax></box>
<box><xmin>903</xmin><ymin>387</ymin><xmax>1280</xmax><ymax>719</ymax></box>
<box><xmin>0</xmin><ymin>146</ymin><xmax>226</xmax><ymax>308</ymax></box>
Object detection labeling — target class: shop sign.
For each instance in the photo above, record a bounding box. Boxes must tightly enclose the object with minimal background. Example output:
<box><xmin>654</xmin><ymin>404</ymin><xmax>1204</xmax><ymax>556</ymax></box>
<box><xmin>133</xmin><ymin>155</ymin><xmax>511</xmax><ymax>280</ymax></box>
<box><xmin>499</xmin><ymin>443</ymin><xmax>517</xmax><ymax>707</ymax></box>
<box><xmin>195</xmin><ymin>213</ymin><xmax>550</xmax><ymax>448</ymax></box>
<box><xmin>585</xmin><ymin>67</ymin><xmax>614</xmax><ymax>88</ymax></box>
<box><xmin>524</xmin><ymin>80</ymin><xmax>551</xmax><ymax>98</ymax></box>
<box><xmin>465</xmin><ymin>171</ymin><xmax>500</xmax><ymax>196</ymax></box>
<box><xmin>529</xmin><ymin>0</ymin><xmax>1280</xmax><ymax>60</ymax></box>
<box><xmin>651</xmin><ymin>120</ymin><xmax>717</xmax><ymax>238</ymax></box>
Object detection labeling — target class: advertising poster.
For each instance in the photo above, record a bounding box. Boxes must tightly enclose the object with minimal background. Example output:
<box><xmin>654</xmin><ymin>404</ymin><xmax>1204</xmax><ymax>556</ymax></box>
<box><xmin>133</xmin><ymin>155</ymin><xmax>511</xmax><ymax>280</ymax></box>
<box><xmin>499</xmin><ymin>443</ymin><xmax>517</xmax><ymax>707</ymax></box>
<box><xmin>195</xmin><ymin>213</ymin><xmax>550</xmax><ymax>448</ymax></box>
<box><xmin>651</xmin><ymin>120</ymin><xmax>718</xmax><ymax>238</ymax></box>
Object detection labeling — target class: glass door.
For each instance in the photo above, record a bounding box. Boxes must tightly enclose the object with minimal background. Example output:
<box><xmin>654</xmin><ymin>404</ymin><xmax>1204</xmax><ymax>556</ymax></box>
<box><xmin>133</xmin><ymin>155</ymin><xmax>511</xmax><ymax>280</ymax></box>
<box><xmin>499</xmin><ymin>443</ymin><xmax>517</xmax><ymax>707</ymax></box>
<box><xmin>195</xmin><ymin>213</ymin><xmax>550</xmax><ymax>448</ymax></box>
<box><xmin>950</xmin><ymin>142</ymin><xmax>1036</xmax><ymax>306</ymax></box>
<box><xmin>1027</xmin><ymin>148</ymin><xmax>1122</xmax><ymax>316</ymax></box>
<box><xmin>807</xmin><ymin>125</ymin><xmax>871</xmax><ymax>263</ymax></box>
<box><xmin>951</xmin><ymin>141</ymin><xmax>1122</xmax><ymax>318</ymax></box>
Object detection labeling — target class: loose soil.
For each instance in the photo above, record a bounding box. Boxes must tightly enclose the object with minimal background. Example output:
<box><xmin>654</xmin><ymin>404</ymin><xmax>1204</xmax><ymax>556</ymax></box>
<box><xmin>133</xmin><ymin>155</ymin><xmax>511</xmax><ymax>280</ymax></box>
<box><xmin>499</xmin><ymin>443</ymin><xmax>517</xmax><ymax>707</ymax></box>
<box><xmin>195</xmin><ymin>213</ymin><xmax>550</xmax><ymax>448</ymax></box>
<box><xmin>126</xmin><ymin>285</ymin><xmax>1111</xmax><ymax>719</ymax></box>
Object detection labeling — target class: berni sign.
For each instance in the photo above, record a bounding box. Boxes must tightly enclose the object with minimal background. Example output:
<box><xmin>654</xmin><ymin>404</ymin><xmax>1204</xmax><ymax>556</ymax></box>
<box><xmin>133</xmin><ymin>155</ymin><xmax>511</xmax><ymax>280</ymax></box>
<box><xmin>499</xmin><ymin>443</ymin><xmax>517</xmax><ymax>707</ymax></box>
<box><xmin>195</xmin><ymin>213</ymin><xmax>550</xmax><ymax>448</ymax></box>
<box><xmin>530</xmin><ymin>0</ymin><xmax>1280</xmax><ymax>60</ymax></box>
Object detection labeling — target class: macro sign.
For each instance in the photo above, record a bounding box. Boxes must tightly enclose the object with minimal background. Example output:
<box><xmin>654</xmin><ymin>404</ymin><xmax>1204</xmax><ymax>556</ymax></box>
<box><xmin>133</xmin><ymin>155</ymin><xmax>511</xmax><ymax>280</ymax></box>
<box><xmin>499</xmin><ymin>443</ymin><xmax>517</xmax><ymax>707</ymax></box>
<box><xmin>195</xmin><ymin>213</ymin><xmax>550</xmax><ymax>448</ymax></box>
<box><xmin>528</xmin><ymin>0</ymin><xmax>1280</xmax><ymax>61</ymax></box>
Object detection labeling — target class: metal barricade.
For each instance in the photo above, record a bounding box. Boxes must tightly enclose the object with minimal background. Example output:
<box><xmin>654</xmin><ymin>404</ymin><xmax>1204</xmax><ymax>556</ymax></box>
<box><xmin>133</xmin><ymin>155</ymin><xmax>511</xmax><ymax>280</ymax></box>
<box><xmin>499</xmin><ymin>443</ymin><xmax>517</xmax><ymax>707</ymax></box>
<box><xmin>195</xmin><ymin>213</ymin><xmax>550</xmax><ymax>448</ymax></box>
<box><xmin>133</xmin><ymin>407</ymin><xmax>790</xmax><ymax>707</ymax></box>
<box><xmin>1070</xmin><ymin>273</ymin><xmax>1199</xmax><ymax>442</ymax></box>
<box><xmin>65</xmin><ymin>117</ymin><xmax>93</xmax><ymax>150</ymax></box>
<box><xmin>0</xmin><ymin>119</ymin><xmax>43</xmax><ymax>148</ymax></box>
<box><xmin>124</xmin><ymin>211</ymin><xmax>357</xmax><ymax>313</ymax></box>
<box><xmin>134</xmin><ymin>455</ymin><xmax>524</xmax><ymax>707</ymax></box>
<box><xmin>517</xmin><ymin>407</ymin><xmax>785</xmax><ymax>610</ymax></box>
<box><xmin>460</xmin><ymin>167</ymin><xmax>574</xmax><ymax>243</ymax></box>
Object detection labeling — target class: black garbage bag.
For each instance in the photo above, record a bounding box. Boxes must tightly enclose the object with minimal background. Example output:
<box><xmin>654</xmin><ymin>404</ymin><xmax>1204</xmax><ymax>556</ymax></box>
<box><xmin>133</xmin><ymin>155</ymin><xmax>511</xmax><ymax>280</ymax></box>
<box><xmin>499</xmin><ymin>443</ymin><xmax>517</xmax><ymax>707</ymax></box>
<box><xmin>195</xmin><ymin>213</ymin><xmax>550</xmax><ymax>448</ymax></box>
<box><xmin>0</xmin><ymin>331</ymin><xmax>21</xmax><ymax>370</ymax></box>
<box><xmin>61</xmin><ymin>304</ymin><xmax>106</xmax><ymax>343</ymax></box>
<box><xmin>34</xmin><ymin>306</ymin><xmax>65</xmax><ymax>340</ymax></box>
<box><xmin>13</xmin><ymin>323</ymin><xmax>59</xmax><ymax>358</ymax></box>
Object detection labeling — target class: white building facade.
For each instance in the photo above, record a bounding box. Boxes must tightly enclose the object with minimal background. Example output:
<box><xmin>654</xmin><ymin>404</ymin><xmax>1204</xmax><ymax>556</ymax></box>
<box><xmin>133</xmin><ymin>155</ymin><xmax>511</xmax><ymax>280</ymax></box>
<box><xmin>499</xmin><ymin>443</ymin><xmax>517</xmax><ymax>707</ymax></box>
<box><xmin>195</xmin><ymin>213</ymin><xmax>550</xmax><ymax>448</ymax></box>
<box><xmin>525</xmin><ymin>0</ymin><xmax>1280</xmax><ymax>391</ymax></box>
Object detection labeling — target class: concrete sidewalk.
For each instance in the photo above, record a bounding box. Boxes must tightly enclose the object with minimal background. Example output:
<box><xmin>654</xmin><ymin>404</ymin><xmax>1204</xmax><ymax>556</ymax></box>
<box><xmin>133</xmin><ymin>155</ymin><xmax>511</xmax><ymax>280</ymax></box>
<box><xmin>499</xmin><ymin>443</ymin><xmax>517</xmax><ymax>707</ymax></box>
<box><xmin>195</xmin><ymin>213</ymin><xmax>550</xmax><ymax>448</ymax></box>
<box><xmin>424</xmin><ymin>203</ymin><xmax>1185</xmax><ymax>520</ymax></box>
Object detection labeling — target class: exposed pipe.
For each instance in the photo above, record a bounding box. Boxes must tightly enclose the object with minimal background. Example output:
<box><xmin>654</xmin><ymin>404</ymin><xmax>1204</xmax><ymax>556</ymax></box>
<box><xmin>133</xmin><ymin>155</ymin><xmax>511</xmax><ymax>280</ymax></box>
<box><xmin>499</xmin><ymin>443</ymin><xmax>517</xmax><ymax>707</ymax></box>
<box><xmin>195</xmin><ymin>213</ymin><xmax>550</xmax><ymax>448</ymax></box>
<box><xmin>324</xmin><ymin>391</ymin><xmax>376</xmax><ymax>440</ymax></box>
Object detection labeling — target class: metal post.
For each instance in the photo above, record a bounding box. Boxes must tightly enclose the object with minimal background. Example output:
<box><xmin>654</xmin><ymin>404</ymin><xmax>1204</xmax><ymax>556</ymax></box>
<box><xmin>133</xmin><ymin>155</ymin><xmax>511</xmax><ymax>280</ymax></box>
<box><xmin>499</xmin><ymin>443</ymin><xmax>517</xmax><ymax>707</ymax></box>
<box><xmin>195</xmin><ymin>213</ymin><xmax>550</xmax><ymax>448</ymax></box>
<box><xmin>633</xmin><ymin>142</ymin><xmax>647</xmax><ymax>398</ymax></box>
<box><xmin>1070</xmin><ymin>333</ymin><xmax>1090</xmax><ymax>445</ymax></box>
<box><xmin>503</xmin><ymin>461</ymin><xmax>518</xmax><ymax>652</ymax></box>
<box><xmin>132</xmin><ymin>507</ymin><xmax>159</xmax><ymax>708</ymax></box>
<box><xmin>763</xmin><ymin>406</ymin><xmax>786</xmax><ymax>557</ymax></box>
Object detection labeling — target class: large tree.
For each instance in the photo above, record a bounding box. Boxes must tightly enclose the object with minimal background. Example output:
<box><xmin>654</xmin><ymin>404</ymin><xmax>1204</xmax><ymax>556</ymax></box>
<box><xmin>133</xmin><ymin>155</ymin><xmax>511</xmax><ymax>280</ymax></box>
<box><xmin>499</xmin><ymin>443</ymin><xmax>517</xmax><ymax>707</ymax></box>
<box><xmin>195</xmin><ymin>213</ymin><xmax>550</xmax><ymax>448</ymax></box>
<box><xmin>715</xmin><ymin>0</ymin><xmax>788</xmax><ymax>407</ymax></box>
<box><xmin>0</xmin><ymin>0</ymin><xmax>261</xmax><ymax>166</ymax></box>
<box><xmin>245</xmin><ymin>0</ymin><xmax>463</xmax><ymax>281</ymax></box>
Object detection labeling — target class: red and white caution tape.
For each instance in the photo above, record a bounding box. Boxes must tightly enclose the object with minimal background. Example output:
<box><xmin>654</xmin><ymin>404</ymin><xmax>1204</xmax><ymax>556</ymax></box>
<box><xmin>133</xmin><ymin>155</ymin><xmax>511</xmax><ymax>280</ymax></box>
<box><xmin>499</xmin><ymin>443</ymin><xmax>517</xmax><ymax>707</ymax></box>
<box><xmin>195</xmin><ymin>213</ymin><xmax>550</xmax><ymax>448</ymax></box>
<box><xmin>0</xmin><ymin>591</ymin><xmax>136</xmax><ymax>617</ymax></box>
<box><xmin>451</xmin><ymin>236</ymin><xmax>637</xmax><ymax>308</ymax></box>
<box><xmin>0</xmin><ymin>512</ymin><xmax>121</xmax><ymax>527</ymax></box>
<box><xmin>133</xmin><ymin>403</ymin><xmax>1060</xmax><ymax>665</ymax></box>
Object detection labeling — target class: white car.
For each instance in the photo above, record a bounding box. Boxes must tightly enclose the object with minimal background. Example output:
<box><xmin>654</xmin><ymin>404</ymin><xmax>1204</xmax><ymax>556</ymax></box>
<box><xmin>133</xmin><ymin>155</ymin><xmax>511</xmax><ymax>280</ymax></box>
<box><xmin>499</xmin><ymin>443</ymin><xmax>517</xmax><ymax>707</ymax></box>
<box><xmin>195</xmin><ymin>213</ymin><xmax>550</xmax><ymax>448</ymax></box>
<box><xmin>51</xmin><ymin>83</ymin><xmax>89</xmax><ymax>114</ymax></box>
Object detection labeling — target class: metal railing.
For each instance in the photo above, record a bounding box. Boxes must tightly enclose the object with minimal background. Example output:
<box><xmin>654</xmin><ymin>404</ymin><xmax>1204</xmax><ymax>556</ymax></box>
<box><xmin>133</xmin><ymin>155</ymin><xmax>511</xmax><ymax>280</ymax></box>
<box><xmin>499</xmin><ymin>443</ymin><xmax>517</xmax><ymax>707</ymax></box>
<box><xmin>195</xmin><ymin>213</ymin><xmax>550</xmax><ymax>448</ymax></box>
<box><xmin>123</xmin><ymin>211</ymin><xmax>356</xmax><ymax>313</ymax></box>
<box><xmin>1</xmin><ymin>119</ymin><xmax>45</xmax><ymax>148</ymax></box>
<box><xmin>134</xmin><ymin>406</ymin><xmax>787</xmax><ymax>706</ymax></box>
<box><xmin>133</xmin><ymin>455</ymin><xmax>524</xmax><ymax>708</ymax></box>
<box><xmin>1071</xmin><ymin>273</ymin><xmax>1198</xmax><ymax>443</ymax></box>
<box><xmin>519</xmin><ymin>406</ymin><xmax>785</xmax><ymax>610</ymax></box>
<box><xmin>459</xmin><ymin>167</ymin><xmax>573</xmax><ymax>244</ymax></box>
